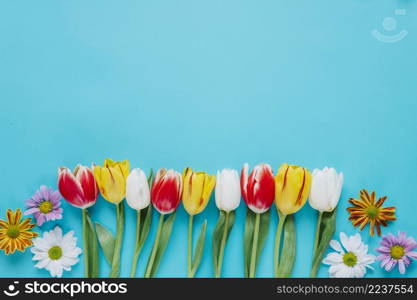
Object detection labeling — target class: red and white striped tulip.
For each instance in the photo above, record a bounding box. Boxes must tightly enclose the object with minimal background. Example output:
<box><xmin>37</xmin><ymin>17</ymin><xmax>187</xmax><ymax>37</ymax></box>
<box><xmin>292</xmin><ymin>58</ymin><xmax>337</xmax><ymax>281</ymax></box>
<box><xmin>58</xmin><ymin>165</ymin><xmax>99</xmax><ymax>209</ymax></box>
<box><xmin>151</xmin><ymin>168</ymin><xmax>182</xmax><ymax>214</ymax></box>
<box><xmin>240</xmin><ymin>163</ymin><xmax>275</xmax><ymax>214</ymax></box>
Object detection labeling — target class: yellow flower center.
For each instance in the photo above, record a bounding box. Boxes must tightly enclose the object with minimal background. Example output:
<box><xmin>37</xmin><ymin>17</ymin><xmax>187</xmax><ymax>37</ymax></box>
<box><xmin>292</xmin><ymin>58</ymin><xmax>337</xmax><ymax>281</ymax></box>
<box><xmin>343</xmin><ymin>252</ymin><xmax>357</xmax><ymax>267</ymax></box>
<box><xmin>6</xmin><ymin>226</ymin><xmax>20</xmax><ymax>239</ymax></box>
<box><xmin>39</xmin><ymin>201</ymin><xmax>53</xmax><ymax>214</ymax></box>
<box><xmin>48</xmin><ymin>246</ymin><xmax>63</xmax><ymax>260</ymax></box>
<box><xmin>390</xmin><ymin>245</ymin><xmax>405</xmax><ymax>260</ymax></box>
<box><xmin>366</xmin><ymin>206</ymin><xmax>379</xmax><ymax>219</ymax></box>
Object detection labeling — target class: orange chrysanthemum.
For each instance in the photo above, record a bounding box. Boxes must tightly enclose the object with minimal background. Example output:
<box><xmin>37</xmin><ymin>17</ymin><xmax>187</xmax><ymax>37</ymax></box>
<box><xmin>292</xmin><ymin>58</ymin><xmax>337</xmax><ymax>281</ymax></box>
<box><xmin>347</xmin><ymin>189</ymin><xmax>396</xmax><ymax>237</ymax></box>
<box><xmin>0</xmin><ymin>209</ymin><xmax>38</xmax><ymax>254</ymax></box>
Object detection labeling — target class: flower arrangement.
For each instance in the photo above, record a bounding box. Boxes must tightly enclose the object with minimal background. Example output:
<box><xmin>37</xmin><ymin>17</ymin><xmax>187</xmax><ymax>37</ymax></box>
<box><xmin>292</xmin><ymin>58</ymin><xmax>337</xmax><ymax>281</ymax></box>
<box><xmin>2</xmin><ymin>158</ymin><xmax>411</xmax><ymax>278</ymax></box>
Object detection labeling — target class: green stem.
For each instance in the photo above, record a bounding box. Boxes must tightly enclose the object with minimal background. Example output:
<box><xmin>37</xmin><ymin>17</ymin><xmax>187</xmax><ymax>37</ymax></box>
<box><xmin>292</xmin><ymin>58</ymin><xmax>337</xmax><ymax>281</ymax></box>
<box><xmin>82</xmin><ymin>208</ymin><xmax>90</xmax><ymax>278</ymax></box>
<box><xmin>215</xmin><ymin>211</ymin><xmax>229</xmax><ymax>278</ymax></box>
<box><xmin>144</xmin><ymin>213</ymin><xmax>164</xmax><ymax>278</ymax></box>
<box><xmin>274</xmin><ymin>213</ymin><xmax>287</xmax><ymax>277</ymax></box>
<box><xmin>249</xmin><ymin>212</ymin><xmax>260</xmax><ymax>278</ymax></box>
<box><xmin>312</xmin><ymin>211</ymin><xmax>323</xmax><ymax>258</ymax></box>
<box><xmin>130</xmin><ymin>210</ymin><xmax>142</xmax><ymax>278</ymax></box>
<box><xmin>310</xmin><ymin>211</ymin><xmax>323</xmax><ymax>278</ymax></box>
<box><xmin>109</xmin><ymin>202</ymin><xmax>125</xmax><ymax>278</ymax></box>
<box><xmin>187</xmin><ymin>215</ymin><xmax>194</xmax><ymax>278</ymax></box>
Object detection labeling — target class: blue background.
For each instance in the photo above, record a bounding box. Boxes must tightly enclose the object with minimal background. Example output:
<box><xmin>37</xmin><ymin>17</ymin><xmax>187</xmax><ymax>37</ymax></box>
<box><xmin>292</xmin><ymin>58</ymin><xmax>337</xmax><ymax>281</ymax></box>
<box><xmin>0</xmin><ymin>0</ymin><xmax>416</xmax><ymax>278</ymax></box>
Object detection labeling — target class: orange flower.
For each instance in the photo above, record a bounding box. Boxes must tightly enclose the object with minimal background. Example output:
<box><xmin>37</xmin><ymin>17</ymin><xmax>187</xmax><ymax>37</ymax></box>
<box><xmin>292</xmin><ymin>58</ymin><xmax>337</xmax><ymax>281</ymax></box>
<box><xmin>347</xmin><ymin>189</ymin><xmax>396</xmax><ymax>236</ymax></box>
<box><xmin>0</xmin><ymin>209</ymin><xmax>38</xmax><ymax>254</ymax></box>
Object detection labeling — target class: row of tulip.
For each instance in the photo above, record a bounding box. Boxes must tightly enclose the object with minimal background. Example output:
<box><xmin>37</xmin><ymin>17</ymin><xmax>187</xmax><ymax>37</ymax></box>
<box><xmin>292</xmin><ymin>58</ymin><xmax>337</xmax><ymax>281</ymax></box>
<box><xmin>57</xmin><ymin>159</ymin><xmax>343</xmax><ymax>278</ymax></box>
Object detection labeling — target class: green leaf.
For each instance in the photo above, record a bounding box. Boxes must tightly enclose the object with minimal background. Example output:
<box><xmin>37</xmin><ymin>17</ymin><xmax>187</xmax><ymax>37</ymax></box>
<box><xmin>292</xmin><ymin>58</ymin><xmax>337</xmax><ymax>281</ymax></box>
<box><xmin>137</xmin><ymin>169</ymin><xmax>154</xmax><ymax>249</ymax></box>
<box><xmin>212</xmin><ymin>210</ymin><xmax>236</xmax><ymax>277</ymax></box>
<box><xmin>243</xmin><ymin>209</ymin><xmax>255</xmax><ymax>277</ymax></box>
<box><xmin>83</xmin><ymin>210</ymin><xmax>99</xmax><ymax>278</ymax></box>
<box><xmin>310</xmin><ymin>209</ymin><xmax>337</xmax><ymax>277</ymax></box>
<box><xmin>243</xmin><ymin>209</ymin><xmax>270</xmax><ymax>277</ymax></box>
<box><xmin>212</xmin><ymin>211</ymin><xmax>226</xmax><ymax>271</ymax></box>
<box><xmin>109</xmin><ymin>202</ymin><xmax>125</xmax><ymax>278</ymax></box>
<box><xmin>148</xmin><ymin>212</ymin><xmax>177</xmax><ymax>277</ymax></box>
<box><xmin>95</xmin><ymin>222</ymin><xmax>115</xmax><ymax>266</ymax></box>
<box><xmin>225</xmin><ymin>211</ymin><xmax>235</xmax><ymax>239</ymax></box>
<box><xmin>138</xmin><ymin>205</ymin><xmax>153</xmax><ymax>250</ymax></box>
<box><xmin>86</xmin><ymin>214</ymin><xmax>99</xmax><ymax>277</ymax></box>
<box><xmin>147</xmin><ymin>168</ymin><xmax>154</xmax><ymax>186</ymax></box>
<box><xmin>212</xmin><ymin>211</ymin><xmax>236</xmax><ymax>275</ymax></box>
<box><xmin>191</xmin><ymin>219</ymin><xmax>207</xmax><ymax>275</ymax></box>
<box><xmin>277</xmin><ymin>214</ymin><xmax>296</xmax><ymax>278</ymax></box>
<box><xmin>256</xmin><ymin>210</ymin><xmax>270</xmax><ymax>266</ymax></box>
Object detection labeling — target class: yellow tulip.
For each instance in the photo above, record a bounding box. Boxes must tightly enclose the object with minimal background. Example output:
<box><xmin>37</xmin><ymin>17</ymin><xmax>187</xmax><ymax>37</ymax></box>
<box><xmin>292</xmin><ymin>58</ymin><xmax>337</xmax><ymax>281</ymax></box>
<box><xmin>275</xmin><ymin>163</ymin><xmax>312</xmax><ymax>215</ymax></box>
<box><xmin>182</xmin><ymin>167</ymin><xmax>216</xmax><ymax>278</ymax></box>
<box><xmin>273</xmin><ymin>163</ymin><xmax>312</xmax><ymax>277</ymax></box>
<box><xmin>182</xmin><ymin>167</ymin><xmax>216</xmax><ymax>216</ymax></box>
<box><xmin>93</xmin><ymin>159</ymin><xmax>130</xmax><ymax>204</ymax></box>
<box><xmin>104</xmin><ymin>158</ymin><xmax>130</xmax><ymax>180</ymax></box>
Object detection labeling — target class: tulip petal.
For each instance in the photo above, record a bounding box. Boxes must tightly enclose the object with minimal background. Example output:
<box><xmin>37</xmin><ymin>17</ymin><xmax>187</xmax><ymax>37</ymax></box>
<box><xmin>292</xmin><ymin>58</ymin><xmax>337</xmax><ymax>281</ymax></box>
<box><xmin>76</xmin><ymin>166</ymin><xmax>98</xmax><ymax>207</ymax></box>
<box><xmin>58</xmin><ymin>167</ymin><xmax>86</xmax><ymax>208</ymax></box>
<box><xmin>152</xmin><ymin>169</ymin><xmax>182</xmax><ymax>214</ymax></box>
<box><xmin>126</xmin><ymin>169</ymin><xmax>150</xmax><ymax>210</ymax></box>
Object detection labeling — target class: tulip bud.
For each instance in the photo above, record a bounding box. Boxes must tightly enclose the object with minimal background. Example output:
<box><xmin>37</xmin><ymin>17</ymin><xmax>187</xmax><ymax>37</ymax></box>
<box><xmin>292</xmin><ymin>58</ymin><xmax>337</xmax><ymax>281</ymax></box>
<box><xmin>309</xmin><ymin>167</ymin><xmax>343</xmax><ymax>212</ymax></box>
<box><xmin>182</xmin><ymin>168</ymin><xmax>216</xmax><ymax>216</ymax></box>
<box><xmin>104</xmin><ymin>158</ymin><xmax>130</xmax><ymax>180</ymax></box>
<box><xmin>215</xmin><ymin>168</ymin><xmax>241</xmax><ymax>212</ymax></box>
<box><xmin>240</xmin><ymin>163</ymin><xmax>275</xmax><ymax>214</ymax></box>
<box><xmin>151</xmin><ymin>169</ymin><xmax>182</xmax><ymax>214</ymax></box>
<box><xmin>93</xmin><ymin>159</ymin><xmax>130</xmax><ymax>204</ymax></box>
<box><xmin>126</xmin><ymin>168</ymin><xmax>151</xmax><ymax>211</ymax></box>
<box><xmin>275</xmin><ymin>163</ymin><xmax>312</xmax><ymax>215</ymax></box>
<box><xmin>58</xmin><ymin>165</ymin><xmax>99</xmax><ymax>209</ymax></box>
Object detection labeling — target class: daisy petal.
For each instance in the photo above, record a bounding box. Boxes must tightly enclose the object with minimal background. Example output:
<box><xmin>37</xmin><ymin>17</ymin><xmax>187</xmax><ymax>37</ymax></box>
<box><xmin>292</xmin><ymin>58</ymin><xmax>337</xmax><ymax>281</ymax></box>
<box><xmin>323</xmin><ymin>252</ymin><xmax>343</xmax><ymax>265</ymax></box>
<box><xmin>406</xmin><ymin>251</ymin><xmax>417</xmax><ymax>259</ymax></box>
<box><xmin>340</xmin><ymin>232</ymin><xmax>350</xmax><ymax>251</ymax></box>
<box><xmin>398</xmin><ymin>259</ymin><xmax>406</xmax><ymax>274</ymax></box>
<box><xmin>330</xmin><ymin>240</ymin><xmax>343</xmax><ymax>252</ymax></box>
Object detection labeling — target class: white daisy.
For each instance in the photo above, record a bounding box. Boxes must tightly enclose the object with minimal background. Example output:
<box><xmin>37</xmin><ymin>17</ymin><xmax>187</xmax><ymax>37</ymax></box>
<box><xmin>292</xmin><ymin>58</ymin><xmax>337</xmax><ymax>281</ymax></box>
<box><xmin>322</xmin><ymin>232</ymin><xmax>376</xmax><ymax>278</ymax></box>
<box><xmin>31</xmin><ymin>226</ymin><xmax>82</xmax><ymax>277</ymax></box>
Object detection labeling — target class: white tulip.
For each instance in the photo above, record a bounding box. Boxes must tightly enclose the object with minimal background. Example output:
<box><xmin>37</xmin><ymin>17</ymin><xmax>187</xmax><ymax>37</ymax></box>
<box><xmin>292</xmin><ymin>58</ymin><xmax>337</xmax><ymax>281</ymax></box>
<box><xmin>309</xmin><ymin>167</ymin><xmax>344</xmax><ymax>212</ymax></box>
<box><xmin>126</xmin><ymin>168</ymin><xmax>150</xmax><ymax>211</ymax></box>
<box><xmin>215</xmin><ymin>168</ymin><xmax>241</xmax><ymax>212</ymax></box>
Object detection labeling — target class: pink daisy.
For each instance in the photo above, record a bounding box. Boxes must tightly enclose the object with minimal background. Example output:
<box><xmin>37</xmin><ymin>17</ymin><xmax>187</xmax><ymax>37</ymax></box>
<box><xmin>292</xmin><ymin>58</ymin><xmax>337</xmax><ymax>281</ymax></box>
<box><xmin>376</xmin><ymin>232</ymin><xmax>417</xmax><ymax>274</ymax></box>
<box><xmin>24</xmin><ymin>186</ymin><xmax>63</xmax><ymax>226</ymax></box>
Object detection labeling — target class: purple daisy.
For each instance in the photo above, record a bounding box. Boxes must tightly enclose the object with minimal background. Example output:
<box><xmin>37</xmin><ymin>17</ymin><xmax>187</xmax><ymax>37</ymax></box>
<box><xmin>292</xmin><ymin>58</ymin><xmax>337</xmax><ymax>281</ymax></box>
<box><xmin>376</xmin><ymin>232</ymin><xmax>417</xmax><ymax>274</ymax></box>
<box><xmin>24</xmin><ymin>186</ymin><xmax>63</xmax><ymax>226</ymax></box>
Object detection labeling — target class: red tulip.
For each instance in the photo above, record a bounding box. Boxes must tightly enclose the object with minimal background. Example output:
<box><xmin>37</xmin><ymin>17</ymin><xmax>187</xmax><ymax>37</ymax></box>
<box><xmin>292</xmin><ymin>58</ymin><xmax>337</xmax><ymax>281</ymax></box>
<box><xmin>240</xmin><ymin>163</ymin><xmax>275</xmax><ymax>213</ymax></box>
<box><xmin>58</xmin><ymin>165</ymin><xmax>99</xmax><ymax>209</ymax></box>
<box><xmin>151</xmin><ymin>169</ymin><xmax>182</xmax><ymax>214</ymax></box>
